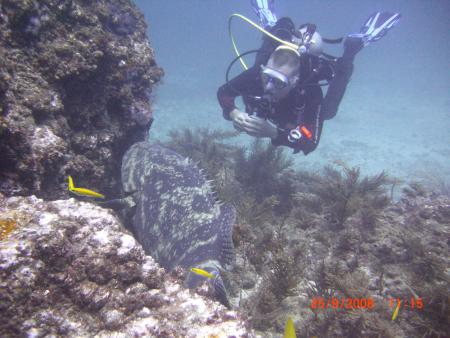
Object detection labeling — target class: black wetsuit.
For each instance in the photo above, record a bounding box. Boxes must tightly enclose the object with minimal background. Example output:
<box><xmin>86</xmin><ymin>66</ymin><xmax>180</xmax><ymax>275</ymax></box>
<box><xmin>217</xmin><ymin>18</ymin><xmax>356</xmax><ymax>155</ymax></box>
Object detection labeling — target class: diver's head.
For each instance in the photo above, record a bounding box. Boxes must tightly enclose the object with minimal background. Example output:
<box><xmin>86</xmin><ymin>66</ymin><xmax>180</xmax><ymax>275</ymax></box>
<box><xmin>261</xmin><ymin>45</ymin><xmax>300</xmax><ymax>101</ymax></box>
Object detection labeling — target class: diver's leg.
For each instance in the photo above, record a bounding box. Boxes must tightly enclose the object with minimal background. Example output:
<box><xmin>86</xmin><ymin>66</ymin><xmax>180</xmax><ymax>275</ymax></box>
<box><xmin>321</xmin><ymin>12</ymin><xmax>401</xmax><ymax>120</ymax></box>
<box><xmin>320</xmin><ymin>57</ymin><xmax>354</xmax><ymax>121</ymax></box>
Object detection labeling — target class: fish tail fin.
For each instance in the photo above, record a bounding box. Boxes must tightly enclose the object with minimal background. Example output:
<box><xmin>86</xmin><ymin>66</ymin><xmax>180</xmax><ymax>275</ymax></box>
<box><xmin>68</xmin><ymin>175</ymin><xmax>75</xmax><ymax>191</ymax></box>
<box><xmin>212</xmin><ymin>273</ymin><xmax>231</xmax><ymax>309</ymax></box>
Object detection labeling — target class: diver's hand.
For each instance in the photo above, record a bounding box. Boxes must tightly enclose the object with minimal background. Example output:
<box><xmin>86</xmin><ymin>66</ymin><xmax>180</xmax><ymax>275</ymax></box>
<box><xmin>229</xmin><ymin>109</ymin><xmax>252</xmax><ymax>132</ymax></box>
<box><xmin>241</xmin><ymin>115</ymin><xmax>278</xmax><ymax>139</ymax></box>
<box><xmin>230</xmin><ymin>109</ymin><xmax>278</xmax><ymax>139</ymax></box>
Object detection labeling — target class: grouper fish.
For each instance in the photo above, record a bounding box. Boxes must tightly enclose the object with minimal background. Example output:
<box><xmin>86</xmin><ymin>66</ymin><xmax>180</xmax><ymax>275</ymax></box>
<box><xmin>119</xmin><ymin>141</ymin><xmax>236</xmax><ymax>307</ymax></box>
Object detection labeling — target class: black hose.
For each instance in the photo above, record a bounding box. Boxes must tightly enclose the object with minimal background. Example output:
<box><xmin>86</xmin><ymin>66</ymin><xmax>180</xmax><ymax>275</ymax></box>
<box><xmin>225</xmin><ymin>49</ymin><xmax>260</xmax><ymax>95</ymax></box>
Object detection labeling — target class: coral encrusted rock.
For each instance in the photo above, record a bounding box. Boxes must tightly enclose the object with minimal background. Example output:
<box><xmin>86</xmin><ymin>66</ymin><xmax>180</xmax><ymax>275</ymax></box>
<box><xmin>0</xmin><ymin>0</ymin><xmax>163</xmax><ymax>199</ymax></box>
<box><xmin>0</xmin><ymin>194</ymin><xmax>252</xmax><ymax>337</ymax></box>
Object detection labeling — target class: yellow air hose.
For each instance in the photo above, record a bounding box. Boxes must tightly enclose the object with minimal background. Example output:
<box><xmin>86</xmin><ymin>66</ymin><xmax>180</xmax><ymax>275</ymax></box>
<box><xmin>228</xmin><ymin>13</ymin><xmax>300</xmax><ymax>70</ymax></box>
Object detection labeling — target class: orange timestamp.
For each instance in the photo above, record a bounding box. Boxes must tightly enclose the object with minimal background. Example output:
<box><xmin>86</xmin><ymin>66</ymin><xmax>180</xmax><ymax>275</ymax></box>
<box><xmin>311</xmin><ymin>297</ymin><xmax>375</xmax><ymax>310</ymax></box>
<box><xmin>386</xmin><ymin>297</ymin><xmax>424</xmax><ymax>310</ymax></box>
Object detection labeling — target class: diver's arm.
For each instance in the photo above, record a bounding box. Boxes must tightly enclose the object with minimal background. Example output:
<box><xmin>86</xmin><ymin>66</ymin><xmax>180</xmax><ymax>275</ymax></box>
<box><xmin>217</xmin><ymin>67</ymin><xmax>259</xmax><ymax>120</ymax></box>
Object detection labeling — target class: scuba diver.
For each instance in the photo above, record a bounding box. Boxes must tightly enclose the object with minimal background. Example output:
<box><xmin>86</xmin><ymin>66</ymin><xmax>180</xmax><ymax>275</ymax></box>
<box><xmin>218</xmin><ymin>0</ymin><xmax>401</xmax><ymax>155</ymax></box>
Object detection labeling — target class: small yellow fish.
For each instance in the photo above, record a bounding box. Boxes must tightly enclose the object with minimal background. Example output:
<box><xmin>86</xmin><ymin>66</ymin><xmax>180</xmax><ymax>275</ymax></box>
<box><xmin>392</xmin><ymin>300</ymin><xmax>401</xmax><ymax>321</ymax></box>
<box><xmin>284</xmin><ymin>317</ymin><xmax>296</xmax><ymax>338</ymax></box>
<box><xmin>190</xmin><ymin>267</ymin><xmax>215</xmax><ymax>279</ymax></box>
<box><xmin>67</xmin><ymin>176</ymin><xmax>105</xmax><ymax>199</ymax></box>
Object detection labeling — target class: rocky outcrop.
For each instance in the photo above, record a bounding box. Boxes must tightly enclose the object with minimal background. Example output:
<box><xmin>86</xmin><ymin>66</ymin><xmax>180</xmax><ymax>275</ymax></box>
<box><xmin>0</xmin><ymin>0</ymin><xmax>163</xmax><ymax>199</ymax></box>
<box><xmin>0</xmin><ymin>194</ymin><xmax>252</xmax><ymax>337</ymax></box>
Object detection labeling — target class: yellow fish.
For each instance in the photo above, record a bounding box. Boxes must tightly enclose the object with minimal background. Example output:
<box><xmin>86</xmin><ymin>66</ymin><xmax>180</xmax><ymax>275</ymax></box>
<box><xmin>284</xmin><ymin>317</ymin><xmax>296</xmax><ymax>338</ymax></box>
<box><xmin>190</xmin><ymin>267</ymin><xmax>215</xmax><ymax>279</ymax></box>
<box><xmin>392</xmin><ymin>300</ymin><xmax>401</xmax><ymax>321</ymax></box>
<box><xmin>67</xmin><ymin>176</ymin><xmax>105</xmax><ymax>199</ymax></box>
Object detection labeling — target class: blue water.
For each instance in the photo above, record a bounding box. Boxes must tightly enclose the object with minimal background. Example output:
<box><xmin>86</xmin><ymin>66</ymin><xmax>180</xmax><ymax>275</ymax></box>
<box><xmin>135</xmin><ymin>0</ymin><xmax>450</xmax><ymax>186</ymax></box>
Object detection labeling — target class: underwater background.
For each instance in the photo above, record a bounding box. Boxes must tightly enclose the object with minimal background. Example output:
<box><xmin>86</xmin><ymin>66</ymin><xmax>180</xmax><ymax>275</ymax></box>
<box><xmin>135</xmin><ymin>0</ymin><xmax>450</xmax><ymax>188</ymax></box>
<box><xmin>0</xmin><ymin>0</ymin><xmax>449</xmax><ymax>336</ymax></box>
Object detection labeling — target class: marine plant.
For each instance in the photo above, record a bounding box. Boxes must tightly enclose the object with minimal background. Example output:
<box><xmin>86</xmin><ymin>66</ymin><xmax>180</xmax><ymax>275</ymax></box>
<box><xmin>400</xmin><ymin>235</ymin><xmax>425</xmax><ymax>262</ymax></box>
<box><xmin>411</xmin><ymin>250</ymin><xmax>447</xmax><ymax>283</ymax></box>
<box><xmin>343</xmin><ymin>310</ymin><xmax>397</xmax><ymax>338</ymax></box>
<box><xmin>288</xmin><ymin>187</ymin><xmax>323</xmax><ymax>230</ymax></box>
<box><xmin>402</xmin><ymin>181</ymin><xmax>427</xmax><ymax>198</ymax></box>
<box><xmin>235</xmin><ymin>194</ymin><xmax>279</xmax><ymax>228</ymax></box>
<box><xmin>307</xmin><ymin>261</ymin><xmax>400</xmax><ymax>337</ymax></box>
<box><xmin>234</xmin><ymin>139</ymin><xmax>296</xmax><ymax>215</ymax></box>
<box><xmin>308</xmin><ymin>260</ymin><xmax>338</xmax><ymax>300</ymax></box>
<box><xmin>163</xmin><ymin>127</ymin><xmax>239</xmax><ymax>178</ymax></box>
<box><xmin>399</xmin><ymin>229</ymin><xmax>448</xmax><ymax>285</ymax></box>
<box><xmin>334</xmin><ymin>228</ymin><xmax>361</xmax><ymax>255</ymax></box>
<box><xmin>265</xmin><ymin>229</ymin><xmax>304</xmax><ymax>302</ymax></box>
<box><xmin>385</xmin><ymin>176</ymin><xmax>404</xmax><ymax>200</ymax></box>
<box><xmin>240</xmin><ymin>221</ymin><xmax>305</xmax><ymax>331</ymax></box>
<box><xmin>333</xmin><ymin>270</ymin><xmax>370</xmax><ymax>300</ymax></box>
<box><xmin>411</xmin><ymin>283</ymin><xmax>450</xmax><ymax>338</ymax></box>
<box><xmin>310</xmin><ymin>161</ymin><xmax>390</xmax><ymax>229</ymax></box>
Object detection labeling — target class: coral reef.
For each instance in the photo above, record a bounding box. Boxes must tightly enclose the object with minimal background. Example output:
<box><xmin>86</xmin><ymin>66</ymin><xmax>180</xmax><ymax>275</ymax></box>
<box><xmin>0</xmin><ymin>194</ymin><xmax>252</xmax><ymax>337</ymax></box>
<box><xmin>158</xmin><ymin>128</ymin><xmax>449</xmax><ymax>337</ymax></box>
<box><xmin>250</xmin><ymin>184</ymin><xmax>449</xmax><ymax>337</ymax></box>
<box><xmin>1</xmin><ymin>121</ymin><xmax>448</xmax><ymax>337</ymax></box>
<box><xmin>0</xmin><ymin>0</ymin><xmax>163</xmax><ymax>199</ymax></box>
<box><xmin>234</xmin><ymin>139</ymin><xmax>295</xmax><ymax>214</ymax></box>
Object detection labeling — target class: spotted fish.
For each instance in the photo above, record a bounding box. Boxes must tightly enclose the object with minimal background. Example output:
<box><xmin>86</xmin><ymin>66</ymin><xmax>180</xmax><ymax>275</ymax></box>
<box><xmin>120</xmin><ymin>141</ymin><xmax>236</xmax><ymax>307</ymax></box>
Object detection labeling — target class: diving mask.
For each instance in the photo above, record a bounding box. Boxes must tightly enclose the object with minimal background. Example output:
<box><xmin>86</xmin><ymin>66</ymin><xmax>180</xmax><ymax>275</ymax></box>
<box><xmin>261</xmin><ymin>66</ymin><xmax>289</xmax><ymax>90</ymax></box>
